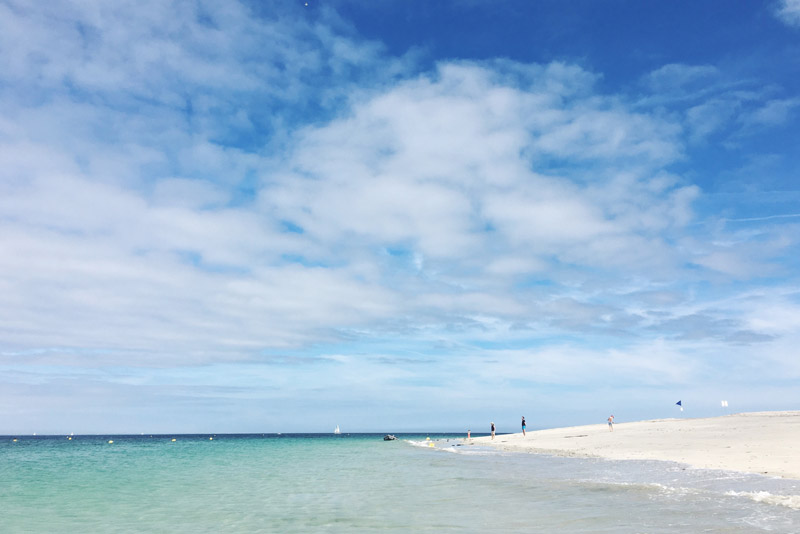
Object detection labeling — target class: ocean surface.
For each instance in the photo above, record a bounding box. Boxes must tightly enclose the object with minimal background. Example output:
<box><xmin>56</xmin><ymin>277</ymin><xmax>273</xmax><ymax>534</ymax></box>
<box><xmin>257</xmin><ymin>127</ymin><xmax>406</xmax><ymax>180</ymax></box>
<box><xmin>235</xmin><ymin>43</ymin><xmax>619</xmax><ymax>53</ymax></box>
<box><xmin>1</xmin><ymin>433</ymin><xmax>798</xmax><ymax>533</ymax></box>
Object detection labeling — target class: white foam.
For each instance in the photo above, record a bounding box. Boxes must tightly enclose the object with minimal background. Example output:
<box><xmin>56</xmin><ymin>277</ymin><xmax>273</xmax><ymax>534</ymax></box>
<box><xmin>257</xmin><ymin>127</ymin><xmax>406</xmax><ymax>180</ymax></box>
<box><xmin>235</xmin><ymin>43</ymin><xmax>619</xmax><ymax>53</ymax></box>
<box><xmin>404</xmin><ymin>439</ymin><xmax>500</xmax><ymax>455</ymax></box>
<box><xmin>644</xmin><ymin>482</ymin><xmax>703</xmax><ymax>496</ymax></box>
<box><xmin>439</xmin><ymin>445</ymin><xmax>500</xmax><ymax>455</ymax></box>
<box><xmin>726</xmin><ymin>491</ymin><xmax>800</xmax><ymax>510</ymax></box>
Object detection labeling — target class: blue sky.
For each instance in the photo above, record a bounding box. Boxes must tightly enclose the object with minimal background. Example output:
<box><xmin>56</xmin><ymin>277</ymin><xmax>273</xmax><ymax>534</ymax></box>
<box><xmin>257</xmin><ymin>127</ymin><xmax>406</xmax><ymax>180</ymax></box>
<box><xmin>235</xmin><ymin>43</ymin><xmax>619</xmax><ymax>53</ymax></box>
<box><xmin>1</xmin><ymin>0</ymin><xmax>799</xmax><ymax>433</ymax></box>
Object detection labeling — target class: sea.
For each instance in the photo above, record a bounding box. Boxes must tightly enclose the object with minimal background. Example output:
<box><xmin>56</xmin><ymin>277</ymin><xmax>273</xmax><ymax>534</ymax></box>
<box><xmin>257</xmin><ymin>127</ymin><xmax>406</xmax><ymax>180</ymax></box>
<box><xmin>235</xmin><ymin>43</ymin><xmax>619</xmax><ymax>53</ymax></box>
<box><xmin>1</xmin><ymin>433</ymin><xmax>798</xmax><ymax>533</ymax></box>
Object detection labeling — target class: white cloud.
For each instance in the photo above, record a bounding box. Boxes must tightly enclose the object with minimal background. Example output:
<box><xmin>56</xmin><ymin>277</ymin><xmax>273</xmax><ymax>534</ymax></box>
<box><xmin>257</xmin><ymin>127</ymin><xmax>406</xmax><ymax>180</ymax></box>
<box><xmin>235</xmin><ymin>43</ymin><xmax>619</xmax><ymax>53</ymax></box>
<box><xmin>266</xmin><ymin>61</ymin><xmax>688</xmax><ymax>281</ymax></box>
<box><xmin>151</xmin><ymin>178</ymin><xmax>230</xmax><ymax>209</ymax></box>
<box><xmin>775</xmin><ymin>0</ymin><xmax>800</xmax><ymax>26</ymax></box>
<box><xmin>3</xmin><ymin>47</ymin><xmax>784</xmax><ymax>372</ymax></box>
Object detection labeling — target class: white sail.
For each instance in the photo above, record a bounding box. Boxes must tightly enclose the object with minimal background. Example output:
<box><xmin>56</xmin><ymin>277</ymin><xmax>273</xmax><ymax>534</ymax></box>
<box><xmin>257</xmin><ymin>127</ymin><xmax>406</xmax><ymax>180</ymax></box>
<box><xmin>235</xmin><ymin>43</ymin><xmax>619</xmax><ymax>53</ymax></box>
<box><xmin>334</xmin><ymin>425</ymin><xmax>341</xmax><ymax>434</ymax></box>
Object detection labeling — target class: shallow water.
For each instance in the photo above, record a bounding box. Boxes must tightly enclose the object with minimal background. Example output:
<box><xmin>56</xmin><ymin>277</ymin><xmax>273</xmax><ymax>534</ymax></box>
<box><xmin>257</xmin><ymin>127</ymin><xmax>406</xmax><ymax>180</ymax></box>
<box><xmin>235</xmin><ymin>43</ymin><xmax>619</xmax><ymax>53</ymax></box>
<box><xmin>1</xmin><ymin>434</ymin><xmax>798</xmax><ymax>532</ymax></box>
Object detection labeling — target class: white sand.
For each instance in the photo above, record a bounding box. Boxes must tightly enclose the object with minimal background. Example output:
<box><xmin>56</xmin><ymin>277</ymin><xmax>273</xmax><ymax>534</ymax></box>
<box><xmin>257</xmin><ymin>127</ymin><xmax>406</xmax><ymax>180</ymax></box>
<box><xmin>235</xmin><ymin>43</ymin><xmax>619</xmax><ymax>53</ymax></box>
<box><xmin>470</xmin><ymin>411</ymin><xmax>800</xmax><ymax>479</ymax></box>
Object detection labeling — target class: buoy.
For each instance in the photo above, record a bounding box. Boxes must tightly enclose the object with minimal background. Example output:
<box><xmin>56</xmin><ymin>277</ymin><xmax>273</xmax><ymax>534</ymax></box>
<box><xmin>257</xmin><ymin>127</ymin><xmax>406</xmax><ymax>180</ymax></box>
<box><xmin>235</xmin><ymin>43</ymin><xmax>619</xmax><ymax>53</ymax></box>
<box><xmin>171</xmin><ymin>438</ymin><xmax>176</xmax><ymax>442</ymax></box>
<box><xmin>108</xmin><ymin>440</ymin><xmax>113</xmax><ymax>444</ymax></box>
<box><xmin>12</xmin><ymin>438</ymin><xmax>17</xmax><ymax>442</ymax></box>
<box><xmin>209</xmin><ymin>437</ymin><xmax>213</xmax><ymax>440</ymax></box>
<box><xmin>428</xmin><ymin>441</ymin><xmax>434</xmax><ymax>447</ymax></box>
<box><xmin>68</xmin><ymin>437</ymin><xmax>72</xmax><ymax>440</ymax></box>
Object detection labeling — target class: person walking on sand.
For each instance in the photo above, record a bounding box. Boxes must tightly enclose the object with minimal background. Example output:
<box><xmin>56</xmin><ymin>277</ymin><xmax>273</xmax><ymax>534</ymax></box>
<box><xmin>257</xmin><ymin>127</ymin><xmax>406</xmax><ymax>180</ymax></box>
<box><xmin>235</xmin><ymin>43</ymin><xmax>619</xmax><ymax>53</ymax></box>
<box><xmin>608</xmin><ymin>415</ymin><xmax>614</xmax><ymax>432</ymax></box>
<box><xmin>490</xmin><ymin>422</ymin><xmax>495</xmax><ymax>440</ymax></box>
<box><xmin>521</xmin><ymin>416</ymin><xmax>526</xmax><ymax>437</ymax></box>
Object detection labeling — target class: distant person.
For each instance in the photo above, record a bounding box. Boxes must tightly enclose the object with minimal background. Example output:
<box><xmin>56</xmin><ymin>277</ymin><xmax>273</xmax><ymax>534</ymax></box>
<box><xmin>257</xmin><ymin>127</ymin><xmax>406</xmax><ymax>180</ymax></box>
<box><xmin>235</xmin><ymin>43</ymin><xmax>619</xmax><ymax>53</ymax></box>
<box><xmin>608</xmin><ymin>415</ymin><xmax>614</xmax><ymax>432</ymax></box>
<box><xmin>521</xmin><ymin>416</ymin><xmax>526</xmax><ymax>437</ymax></box>
<box><xmin>467</xmin><ymin>429</ymin><xmax>471</xmax><ymax>439</ymax></box>
<box><xmin>491</xmin><ymin>422</ymin><xmax>495</xmax><ymax>440</ymax></box>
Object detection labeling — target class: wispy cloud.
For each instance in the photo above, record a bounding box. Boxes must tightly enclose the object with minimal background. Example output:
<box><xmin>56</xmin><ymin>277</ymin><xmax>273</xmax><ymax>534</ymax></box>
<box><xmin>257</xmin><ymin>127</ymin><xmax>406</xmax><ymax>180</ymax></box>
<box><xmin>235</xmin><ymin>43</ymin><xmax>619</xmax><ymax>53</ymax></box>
<box><xmin>723</xmin><ymin>213</ymin><xmax>800</xmax><ymax>222</ymax></box>
<box><xmin>775</xmin><ymin>0</ymin><xmax>800</xmax><ymax>26</ymax></box>
<box><xmin>738</xmin><ymin>97</ymin><xmax>800</xmax><ymax>128</ymax></box>
<box><xmin>644</xmin><ymin>63</ymin><xmax>720</xmax><ymax>96</ymax></box>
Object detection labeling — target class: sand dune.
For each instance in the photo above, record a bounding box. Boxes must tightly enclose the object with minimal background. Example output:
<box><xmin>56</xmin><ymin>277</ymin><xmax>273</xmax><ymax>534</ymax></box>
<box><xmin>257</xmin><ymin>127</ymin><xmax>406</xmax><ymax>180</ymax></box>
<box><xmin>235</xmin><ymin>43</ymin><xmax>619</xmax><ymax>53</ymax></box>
<box><xmin>470</xmin><ymin>411</ymin><xmax>800</xmax><ymax>479</ymax></box>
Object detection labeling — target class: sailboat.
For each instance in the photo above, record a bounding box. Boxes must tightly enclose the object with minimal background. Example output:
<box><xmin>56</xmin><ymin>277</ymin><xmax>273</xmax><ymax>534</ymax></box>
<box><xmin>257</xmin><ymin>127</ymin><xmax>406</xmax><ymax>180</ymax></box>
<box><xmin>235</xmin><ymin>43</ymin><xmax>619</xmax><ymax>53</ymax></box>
<box><xmin>333</xmin><ymin>425</ymin><xmax>341</xmax><ymax>435</ymax></box>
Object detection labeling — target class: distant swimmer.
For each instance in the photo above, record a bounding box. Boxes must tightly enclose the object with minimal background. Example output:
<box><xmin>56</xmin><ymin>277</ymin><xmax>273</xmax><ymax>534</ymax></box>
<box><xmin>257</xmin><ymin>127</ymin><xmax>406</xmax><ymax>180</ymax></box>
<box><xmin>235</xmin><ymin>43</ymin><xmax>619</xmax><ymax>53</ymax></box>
<box><xmin>521</xmin><ymin>416</ymin><xmax>526</xmax><ymax>437</ymax></box>
<box><xmin>490</xmin><ymin>422</ymin><xmax>495</xmax><ymax>440</ymax></box>
<box><xmin>608</xmin><ymin>415</ymin><xmax>614</xmax><ymax>432</ymax></box>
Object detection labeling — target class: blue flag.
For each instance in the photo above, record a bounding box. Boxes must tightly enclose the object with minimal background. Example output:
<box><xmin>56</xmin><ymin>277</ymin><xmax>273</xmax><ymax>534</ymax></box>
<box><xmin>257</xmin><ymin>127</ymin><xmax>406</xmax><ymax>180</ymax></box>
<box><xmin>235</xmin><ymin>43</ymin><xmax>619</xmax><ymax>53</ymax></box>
<box><xmin>676</xmin><ymin>400</ymin><xmax>682</xmax><ymax>406</ymax></box>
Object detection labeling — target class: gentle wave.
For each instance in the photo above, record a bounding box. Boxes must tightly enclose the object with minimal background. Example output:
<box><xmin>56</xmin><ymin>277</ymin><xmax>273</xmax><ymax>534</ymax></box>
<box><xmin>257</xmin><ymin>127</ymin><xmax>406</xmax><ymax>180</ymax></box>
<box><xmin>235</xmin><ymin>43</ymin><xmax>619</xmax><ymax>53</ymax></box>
<box><xmin>726</xmin><ymin>491</ymin><xmax>800</xmax><ymax>510</ymax></box>
<box><xmin>404</xmin><ymin>438</ymin><xmax>438</xmax><ymax>449</ymax></box>
<box><xmin>431</xmin><ymin>441</ymin><xmax>800</xmax><ymax>514</ymax></box>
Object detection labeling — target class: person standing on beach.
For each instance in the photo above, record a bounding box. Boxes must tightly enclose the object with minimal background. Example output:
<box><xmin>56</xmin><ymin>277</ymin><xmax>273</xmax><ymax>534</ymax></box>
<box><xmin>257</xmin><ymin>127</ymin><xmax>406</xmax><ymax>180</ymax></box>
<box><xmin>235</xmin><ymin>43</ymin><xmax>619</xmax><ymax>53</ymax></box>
<box><xmin>521</xmin><ymin>416</ymin><xmax>526</xmax><ymax>437</ymax></box>
<box><xmin>608</xmin><ymin>415</ymin><xmax>614</xmax><ymax>432</ymax></box>
<box><xmin>491</xmin><ymin>422</ymin><xmax>495</xmax><ymax>440</ymax></box>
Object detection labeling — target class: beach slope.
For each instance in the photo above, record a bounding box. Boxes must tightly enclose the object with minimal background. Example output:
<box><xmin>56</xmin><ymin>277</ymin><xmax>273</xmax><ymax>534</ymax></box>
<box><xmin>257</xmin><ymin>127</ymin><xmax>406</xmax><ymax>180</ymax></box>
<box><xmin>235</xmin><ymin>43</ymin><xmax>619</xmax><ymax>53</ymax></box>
<box><xmin>471</xmin><ymin>411</ymin><xmax>800</xmax><ymax>479</ymax></box>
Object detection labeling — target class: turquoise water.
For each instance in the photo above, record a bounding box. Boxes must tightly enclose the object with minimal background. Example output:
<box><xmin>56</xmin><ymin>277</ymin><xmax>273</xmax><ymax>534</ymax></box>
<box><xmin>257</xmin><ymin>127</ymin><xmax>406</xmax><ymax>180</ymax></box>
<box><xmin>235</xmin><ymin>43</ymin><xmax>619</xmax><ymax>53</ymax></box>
<box><xmin>2</xmin><ymin>434</ymin><xmax>798</xmax><ymax>532</ymax></box>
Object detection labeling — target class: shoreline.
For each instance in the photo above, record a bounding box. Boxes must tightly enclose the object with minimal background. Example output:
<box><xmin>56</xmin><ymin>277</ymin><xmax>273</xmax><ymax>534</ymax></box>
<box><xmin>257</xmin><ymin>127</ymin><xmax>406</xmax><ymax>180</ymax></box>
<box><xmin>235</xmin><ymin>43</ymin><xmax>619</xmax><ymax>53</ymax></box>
<box><xmin>468</xmin><ymin>411</ymin><xmax>800</xmax><ymax>480</ymax></box>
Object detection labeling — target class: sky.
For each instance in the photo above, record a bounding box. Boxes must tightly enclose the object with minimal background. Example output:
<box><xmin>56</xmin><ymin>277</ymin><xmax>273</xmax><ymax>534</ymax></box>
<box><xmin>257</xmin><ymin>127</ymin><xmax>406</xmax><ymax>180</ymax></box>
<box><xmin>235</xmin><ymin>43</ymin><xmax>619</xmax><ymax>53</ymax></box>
<box><xmin>1</xmin><ymin>0</ymin><xmax>799</xmax><ymax>434</ymax></box>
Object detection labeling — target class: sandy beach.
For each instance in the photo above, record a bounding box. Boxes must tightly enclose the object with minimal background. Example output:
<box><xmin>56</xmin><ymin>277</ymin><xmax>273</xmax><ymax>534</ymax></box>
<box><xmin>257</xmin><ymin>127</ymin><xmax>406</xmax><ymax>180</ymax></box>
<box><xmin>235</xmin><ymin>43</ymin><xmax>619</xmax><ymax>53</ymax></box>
<box><xmin>470</xmin><ymin>411</ymin><xmax>800</xmax><ymax>479</ymax></box>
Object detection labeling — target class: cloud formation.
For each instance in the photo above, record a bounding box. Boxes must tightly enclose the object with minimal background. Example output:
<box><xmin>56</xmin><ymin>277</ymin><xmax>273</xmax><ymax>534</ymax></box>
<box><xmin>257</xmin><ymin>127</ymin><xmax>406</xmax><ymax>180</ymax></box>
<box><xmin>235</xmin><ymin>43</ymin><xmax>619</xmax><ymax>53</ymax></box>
<box><xmin>1</xmin><ymin>1</ymin><xmax>799</xmax><ymax>432</ymax></box>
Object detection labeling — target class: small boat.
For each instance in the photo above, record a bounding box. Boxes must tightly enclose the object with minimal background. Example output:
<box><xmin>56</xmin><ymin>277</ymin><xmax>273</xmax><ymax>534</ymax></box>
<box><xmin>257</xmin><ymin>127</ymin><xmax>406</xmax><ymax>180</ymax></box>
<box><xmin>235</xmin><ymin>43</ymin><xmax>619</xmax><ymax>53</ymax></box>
<box><xmin>383</xmin><ymin>434</ymin><xmax>397</xmax><ymax>441</ymax></box>
<box><xmin>334</xmin><ymin>425</ymin><xmax>341</xmax><ymax>435</ymax></box>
